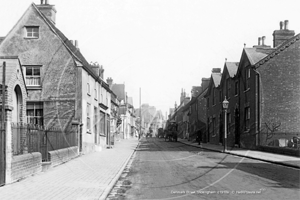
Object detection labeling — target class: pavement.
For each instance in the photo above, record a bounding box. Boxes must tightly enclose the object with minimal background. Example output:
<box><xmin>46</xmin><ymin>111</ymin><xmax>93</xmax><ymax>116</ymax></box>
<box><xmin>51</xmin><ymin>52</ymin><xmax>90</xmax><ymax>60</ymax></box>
<box><xmin>0</xmin><ymin>136</ymin><xmax>299</xmax><ymax>200</ymax></box>
<box><xmin>0</xmin><ymin>138</ymin><xmax>139</xmax><ymax>200</ymax></box>
<box><xmin>178</xmin><ymin>138</ymin><xmax>300</xmax><ymax>169</ymax></box>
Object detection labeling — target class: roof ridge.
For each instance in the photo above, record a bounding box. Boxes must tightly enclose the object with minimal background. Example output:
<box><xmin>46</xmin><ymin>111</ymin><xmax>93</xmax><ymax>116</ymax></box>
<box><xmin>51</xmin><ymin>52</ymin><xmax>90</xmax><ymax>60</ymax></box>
<box><xmin>31</xmin><ymin>3</ymin><xmax>84</xmax><ymax>65</ymax></box>
<box><xmin>255</xmin><ymin>33</ymin><xmax>300</xmax><ymax>68</ymax></box>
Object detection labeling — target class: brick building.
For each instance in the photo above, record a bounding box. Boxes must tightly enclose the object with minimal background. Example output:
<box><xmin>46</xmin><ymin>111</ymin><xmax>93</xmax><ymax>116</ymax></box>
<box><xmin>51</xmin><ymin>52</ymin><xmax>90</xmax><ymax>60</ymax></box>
<box><xmin>205</xmin><ymin>68</ymin><xmax>223</xmax><ymax>145</ymax></box>
<box><xmin>204</xmin><ymin>21</ymin><xmax>299</xmax><ymax>153</ymax></box>
<box><xmin>220</xmin><ymin>62</ymin><xmax>239</xmax><ymax>147</ymax></box>
<box><xmin>254</xmin><ymin>28</ymin><xmax>300</xmax><ymax>150</ymax></box>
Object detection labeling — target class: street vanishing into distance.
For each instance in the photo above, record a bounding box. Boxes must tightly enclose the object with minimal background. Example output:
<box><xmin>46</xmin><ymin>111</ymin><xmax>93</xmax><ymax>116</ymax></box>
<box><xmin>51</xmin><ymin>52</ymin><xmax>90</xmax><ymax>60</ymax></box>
<box><xmin>108</xmin><ymin>137</ymin><xmax>300</xmax><ymax>200</ymax></box>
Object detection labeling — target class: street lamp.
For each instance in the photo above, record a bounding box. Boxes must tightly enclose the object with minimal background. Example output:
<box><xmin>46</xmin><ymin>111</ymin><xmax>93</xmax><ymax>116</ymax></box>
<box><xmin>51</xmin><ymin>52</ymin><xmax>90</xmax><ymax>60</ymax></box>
<box><xmin>222</xmin><ymin>96</ymin><xmax>229</xmax><ymax>152</ymax></box>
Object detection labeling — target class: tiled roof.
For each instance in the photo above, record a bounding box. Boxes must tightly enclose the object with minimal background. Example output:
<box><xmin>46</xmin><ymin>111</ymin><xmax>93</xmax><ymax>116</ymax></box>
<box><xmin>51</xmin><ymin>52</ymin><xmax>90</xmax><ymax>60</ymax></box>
<box><xmin>111</xmin><ymin>84</ymin><xmax>125</xmax><ymax>101</ymax></box>
<box><xmin>212</xmin><ymin>73</ymin><xmax>222</xmax><ymax>87</ymax></box>
<box><xmin>31</xmin><ymin>3</ymin><xmax>110</xmax><ymax>91</ymax></box>
<box><xmin>255</xmin><ymin>33</ymin><xmax>300</xmax><ymax>68</ymax></box>
<box><xmin>244</xmin><ymin>48</ymin><xmax>271</xmax><ymax>65</ymax></box>
<box><xmin>0</xmin><ymin>37</ymin><xmax>5</xmax><ymax>45</ymax></box>
<box><xmin>225</xmin><ymin>62</ymin><xmax>239</xmax><ymax>77</ymax></box>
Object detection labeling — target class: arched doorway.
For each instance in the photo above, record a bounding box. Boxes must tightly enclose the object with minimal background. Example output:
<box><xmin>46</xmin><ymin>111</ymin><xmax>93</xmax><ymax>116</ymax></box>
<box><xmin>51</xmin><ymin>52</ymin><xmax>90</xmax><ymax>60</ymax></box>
<box><xmin>12</xmin><ymin>85</ymin><xmax>23</xmax><ymax>154</ymax></box>
<box><xmin>12</xmin><ymin>85</ymin><xmax>22</xmax><ymax>123</ymax></box>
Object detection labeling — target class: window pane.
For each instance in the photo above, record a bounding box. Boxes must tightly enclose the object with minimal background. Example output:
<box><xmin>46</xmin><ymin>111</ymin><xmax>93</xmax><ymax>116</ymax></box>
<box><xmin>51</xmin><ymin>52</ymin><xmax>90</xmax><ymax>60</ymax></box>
<box><xmin>35</xmin><ymin>109</ymin><xmax>43</xmax><ymax>117</ymax></box>
<box><xmin>27</xmin><ymin>110</ymin><xmax>34</xmax><ymax>116</ymax></box>
<box><xmin>33</xmin><ymin>32</ymin><xmax>39</xmax><ymax>37</ymax></box>
<box><xmin>26</xmin><ymin>68</ymin><xmax>32</xmax><ymax>75</ymax></box>
<box><xmin>33</xmin><ymin>68</ymin><xmax>40</xmax><ymax>75</ymax></box>
<box><xmin>26</xmin><ymin>27</ymin><xmax>39</xmax><ymax>38</ymax></box>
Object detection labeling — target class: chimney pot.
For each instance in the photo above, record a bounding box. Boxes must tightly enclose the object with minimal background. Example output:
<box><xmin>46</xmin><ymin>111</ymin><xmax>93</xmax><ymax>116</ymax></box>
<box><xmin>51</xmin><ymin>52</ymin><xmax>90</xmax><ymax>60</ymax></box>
<box><xmin>75</xmin><ymin>40</ymin><xmax>78</xmax><ymax>48</ymax></box>
<box><xmin>41</xmin><ymin>0</ymin><xmax>44</xmax><ymax>4</ymax></box>
<box><xmin>280</xmin><ymin>21</ymin><xmax>283</xmax><ymax>30</ymax></box>
<box><xmin>284</xmin><ymin>20</ymin><xmax>289</xmax><ymax>30</ymax></box>
<box><xmin>258</xmin><ymin>37</ymin><xmax>261</xmax><ymax>45</ymax></box>
<box><xmin>212</xmin><ymin>68</ymin><xmax>221</xmax><ymax>73</ymax></box>
<box><xmin>262</xmin><ymin>36</ymin><xmax>266</xmax><ymax>46</ymax></box>
<box><xmin>45</xmin><ymin>0</ymin><xmax>49</xmax><ymax>5</ymax></box>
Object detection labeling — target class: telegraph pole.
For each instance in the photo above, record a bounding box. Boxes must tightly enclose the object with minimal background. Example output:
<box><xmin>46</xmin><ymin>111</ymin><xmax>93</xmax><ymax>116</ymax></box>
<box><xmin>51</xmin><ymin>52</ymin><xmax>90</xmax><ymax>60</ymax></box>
<box><xmin>139</xmin><ymin>87</ymin><xmax>141</xmax><ymax>139</ymax></box>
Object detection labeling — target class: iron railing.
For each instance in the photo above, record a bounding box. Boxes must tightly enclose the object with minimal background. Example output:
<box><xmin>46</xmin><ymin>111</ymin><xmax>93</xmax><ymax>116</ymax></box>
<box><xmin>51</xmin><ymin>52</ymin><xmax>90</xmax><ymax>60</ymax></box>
<box><xmin>11</xmin><ymin>123</ymin><xmax>77</xmax><ymax>161</ymax></box>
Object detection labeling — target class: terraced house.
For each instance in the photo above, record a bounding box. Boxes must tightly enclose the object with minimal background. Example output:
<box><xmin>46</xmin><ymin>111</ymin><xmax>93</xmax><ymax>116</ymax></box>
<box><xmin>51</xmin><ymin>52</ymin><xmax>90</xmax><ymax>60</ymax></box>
<box><xmin>204</xmin><ymin>21</ymin><xmax>300</xmax><ymax>155</ymax></box>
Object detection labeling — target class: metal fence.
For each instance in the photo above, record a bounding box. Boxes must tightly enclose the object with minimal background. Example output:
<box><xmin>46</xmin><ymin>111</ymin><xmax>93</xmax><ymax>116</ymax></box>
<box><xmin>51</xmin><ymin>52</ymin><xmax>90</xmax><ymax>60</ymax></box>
<box><xmin>11</xmin><ymin>123</ymin><xmax>77</xmax><ymax>161</ymax></box>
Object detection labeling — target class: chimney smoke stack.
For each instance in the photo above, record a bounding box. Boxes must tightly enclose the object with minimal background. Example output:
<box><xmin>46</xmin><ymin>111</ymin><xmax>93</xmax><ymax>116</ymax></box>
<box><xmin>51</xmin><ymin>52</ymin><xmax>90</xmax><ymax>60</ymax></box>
<box><xmin>262</xmin><ymin>36</ymin><xmax>266</xmax><ymax>46</ymax></box>
<box><xmin>280</xmin><ymin>21</ymin><xmax>283</xmax><ymax>30</ymax></box>
<box><xmin>75</xmin><ymin>40</ymin><xmax>78</xmax><ymax>48</ymax></box>
<box><xmin>41</xmin><ymin>0</ymin><xmax>44</xmax><ymax>4</ymax></box>
<box><xmin>45</xmin><ymin>0</ymin><xmax>49</xmax><ymax>4</ymax></box>
<box><xmin>284</xmin><ymin>20</ymin><xmax>289</xmax><ymax>30</ymax></box>
<box><xmin>258</xmin><ymin>37</ymin><xmax>261</xmax><ymax>45</ymax></box>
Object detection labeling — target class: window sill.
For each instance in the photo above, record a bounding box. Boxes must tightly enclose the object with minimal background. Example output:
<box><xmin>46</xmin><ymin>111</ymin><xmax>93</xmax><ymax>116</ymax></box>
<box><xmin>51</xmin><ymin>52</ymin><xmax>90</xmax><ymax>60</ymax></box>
<box><xmin>24</xmin><ymin>37</ymin><xmax>39</xmax><ymax>39</ymax></box>
<box><xmin>27</xmin><ymin>86</ymin><xmax>42</xmax><ymax>90</ymax></box>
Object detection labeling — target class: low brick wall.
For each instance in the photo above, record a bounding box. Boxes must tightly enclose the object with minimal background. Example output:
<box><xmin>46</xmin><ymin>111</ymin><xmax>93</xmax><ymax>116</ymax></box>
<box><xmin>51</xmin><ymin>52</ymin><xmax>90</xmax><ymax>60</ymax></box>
<box><xmin>11</xmin><ymin>152</ymin><xmax>42</xmax><ymax>182</ymax></box>
<box><xmin>48</xmin><ymin>146</ymin><xmax>78</xmax><ymax>167</ymax></box>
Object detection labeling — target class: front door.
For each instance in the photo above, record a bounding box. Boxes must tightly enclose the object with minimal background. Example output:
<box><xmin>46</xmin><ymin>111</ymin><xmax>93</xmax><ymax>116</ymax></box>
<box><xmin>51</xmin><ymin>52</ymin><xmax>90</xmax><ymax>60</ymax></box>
<box><xmin>235</xmin><ymin>108</ymin><xmax>240</xmax><ymax>146</ymax></box>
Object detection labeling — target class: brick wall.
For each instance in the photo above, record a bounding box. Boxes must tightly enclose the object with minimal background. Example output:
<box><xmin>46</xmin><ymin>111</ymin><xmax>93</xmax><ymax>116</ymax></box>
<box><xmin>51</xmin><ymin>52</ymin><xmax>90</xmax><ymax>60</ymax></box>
<box><xmin>48</xmin><ymin>146</ymin><xmax>78</xmax><ymax>167</ymax></box>
<box><xmin>257</xmin><ymin>38</ymin><xmax>300</xmax><ymax>146</ymax></box>
<box><xmin>11</xmin><ymin>152</ymin><xmax>42</xmax><ymax>182</ymax></box>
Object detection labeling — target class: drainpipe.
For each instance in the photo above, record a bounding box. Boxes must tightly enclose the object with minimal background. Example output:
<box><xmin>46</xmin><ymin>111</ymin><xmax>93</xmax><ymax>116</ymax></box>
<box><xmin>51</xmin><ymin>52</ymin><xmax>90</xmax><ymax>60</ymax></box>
<box><xmin>253</xmin><ymin>67</ymin><xmax>261</xmax><ymax>147</ymax></box>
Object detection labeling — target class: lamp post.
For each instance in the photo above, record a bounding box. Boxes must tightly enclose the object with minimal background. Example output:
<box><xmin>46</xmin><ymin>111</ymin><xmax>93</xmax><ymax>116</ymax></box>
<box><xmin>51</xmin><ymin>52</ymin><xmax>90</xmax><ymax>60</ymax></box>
<box><xmin>222</xmin><ymin>96</ymin><xmax>229</xmax><ymax>152</ymax></box>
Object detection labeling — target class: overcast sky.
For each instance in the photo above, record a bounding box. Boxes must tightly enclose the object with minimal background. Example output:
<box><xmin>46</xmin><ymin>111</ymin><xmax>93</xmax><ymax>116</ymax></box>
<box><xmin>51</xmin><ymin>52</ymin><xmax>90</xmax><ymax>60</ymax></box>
<box><xmin>1</xmin><ymin>0</ymin><xmax>299</xmax><ymax>115</ymax></box>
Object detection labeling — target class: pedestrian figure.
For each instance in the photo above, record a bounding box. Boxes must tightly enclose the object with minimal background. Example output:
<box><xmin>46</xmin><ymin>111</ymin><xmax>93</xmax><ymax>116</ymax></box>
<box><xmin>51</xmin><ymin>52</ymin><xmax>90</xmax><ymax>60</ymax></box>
<box><xmin>197</xmin><ymin>130</ymin><xmax>202</xmax><ymax>145</ymax></box>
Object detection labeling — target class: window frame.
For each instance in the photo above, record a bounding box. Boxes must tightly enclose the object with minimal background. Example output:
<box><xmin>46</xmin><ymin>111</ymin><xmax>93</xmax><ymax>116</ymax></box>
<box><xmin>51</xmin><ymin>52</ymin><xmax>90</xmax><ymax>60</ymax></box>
<box><xmin>235</xmin><ymin>80</ymin><xmax>239</xmax><ymax>96</ymax></box>
<box><xmin>26</xmin><ymin>102</ymin><xmax>43</xmax><ymax>125</ymax></box>
<box><xmin>245</xmin><ymin>107</ymin><xmax>250</xmax><ymax>130</ymax></box>
<box><xmin>87</xmin><ymin>103</ymin><xmax>91</xmax><ymax>132</ymax></box>
<box><xmin>24</xmin><ymin>66</ymin><xmax>42</xmax><ymax>87</ymax></box>
<box><xmin>245</xmin><ymin>68</ymin><xmax>251</xmax><ymax>90</ymax></box>
<box><xmin>25</xmin><ymin>26</ymin><xmax>39</xmax><ymax>39</ymax></box>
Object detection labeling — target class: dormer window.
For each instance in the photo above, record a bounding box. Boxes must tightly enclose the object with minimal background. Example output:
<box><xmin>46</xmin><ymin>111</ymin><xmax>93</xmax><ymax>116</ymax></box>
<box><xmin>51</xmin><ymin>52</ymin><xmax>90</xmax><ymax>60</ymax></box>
<box><xmin>25</xmin><ymin>26</ymin><xmax>39</xmax><ymax>38</ymax></box>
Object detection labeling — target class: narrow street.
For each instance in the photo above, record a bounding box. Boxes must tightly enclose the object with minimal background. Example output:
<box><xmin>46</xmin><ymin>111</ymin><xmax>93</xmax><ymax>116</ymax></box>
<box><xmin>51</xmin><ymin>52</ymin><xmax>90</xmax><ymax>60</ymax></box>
<box><xmin>108</xmin><ymin>137</ymin><xmax>300</xmax><ymax>200</ymax></box>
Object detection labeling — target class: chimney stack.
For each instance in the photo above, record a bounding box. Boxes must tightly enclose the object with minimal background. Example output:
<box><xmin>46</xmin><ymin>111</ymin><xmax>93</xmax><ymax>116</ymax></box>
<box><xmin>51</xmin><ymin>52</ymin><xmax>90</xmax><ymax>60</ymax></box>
<box><xmin>212</xmin><ymin>68</ymin><xmax>221</xmax><ymax>73</ymax></box>
<box><xmin>106</xmin><ymin>77</ymin><xmax>113</xmax><ymax>88</ymax></box>
<box><xmin>280</xmin><ymin>21</ymin><xmax>283</xmax><ymax>30</ymax></box>
<box><xmin>261</xmin><ymin>36</ymin><xmax>266</xmax><ymax>46</ymax></box>
<box><xmin>201</xmin><ymin>78</ymin><xmax>210</xmax><ymax>91</ymax></box>
<box><xmin>273</xmin><ymin>20</ymin><xmax>295</xmax><ymax>48</ymax></box>
<box><xmin>37</xmin><ymin>0</ymin><xmax>56</xmax><ymax>24</ymax></box>
<box><xmin>258</xmin><ymin>37</ymin><xmax>261</xmax><ymax>45</ymax></box>
<box><xmin>284</xmin><ymin>20</ymin><xmax>289</xmax><ymax>30</ymax></box>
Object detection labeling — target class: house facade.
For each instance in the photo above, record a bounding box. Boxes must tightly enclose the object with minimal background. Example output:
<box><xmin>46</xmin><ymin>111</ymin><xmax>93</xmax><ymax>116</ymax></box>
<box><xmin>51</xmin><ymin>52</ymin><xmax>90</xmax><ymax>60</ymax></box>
<box><xmin>255</xmin><ymin>32</ymin><xmax>300</xmax><ymax>150</ymax></box>
<box><xmin>203</xmin><ymin>21</ymin><xmax>299</xmax><ymax>153</ymax></box>
<box><xmin>219</xmin><ymin>62</ymin><xmax>239</xmax><ymax>147</ymax></box>
<box><xmin>205</xmin><ymin>68</ymin><xmax>223</xmax><ymax>145</ymax></box>
<box><xmin>0</xmin><ymin>2</ymin><xmax>112</xmax><ymax>154</ymax></box>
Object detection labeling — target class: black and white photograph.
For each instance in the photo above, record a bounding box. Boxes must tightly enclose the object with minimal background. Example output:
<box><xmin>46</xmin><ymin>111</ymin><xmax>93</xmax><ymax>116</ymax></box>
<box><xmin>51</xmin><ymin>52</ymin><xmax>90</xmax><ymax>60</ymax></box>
<box><xmin>0</xmin><ymin>0</ymin><xmax>299</xmax><ymax>199</ymax></box>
